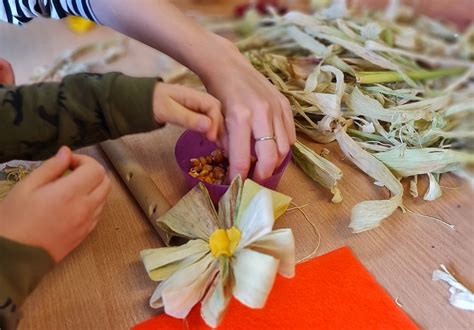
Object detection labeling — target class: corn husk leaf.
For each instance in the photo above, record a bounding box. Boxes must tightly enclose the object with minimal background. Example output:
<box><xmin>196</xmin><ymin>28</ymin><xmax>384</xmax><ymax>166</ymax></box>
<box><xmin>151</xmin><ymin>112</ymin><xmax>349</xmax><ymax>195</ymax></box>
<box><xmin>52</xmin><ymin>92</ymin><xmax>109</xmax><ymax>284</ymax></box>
<box><xmin>287</xmin><ymin>26</ymin><xmax>328</xmax><ymax>58</ymax></box>
<box><xmin>296</xmin><ymin>121</ymin><xmax>336</xmax><ymax>143</ymax></box>
<box><xmin>236</xmin><ymin>180</ymin><xmax>291</xmax><ymax>224</ymax></box>
<box><xmin>237</xmin><ymin>189</ymin><xmax>276</xmax><ymax>248</ymax></box>
<box><xmin>374</xmin><ymin>147</ymin><xmax>474</xmax><ymax>177</ymax></box>
<box><xmin>433</xmin><ymin>264</ymin><xmax>474</xmax><ymax>311</ymax></box>
<box><xmin>248</xmin><ymin>229</ymin><xmax>296</xmax><ymax>277</ymax></box>
<box><xmin>201</xmin><ymin>258</ymin><xmax>232</xmax><ymax>328</ymax></box>
<box><xmin>292</xmin><ymin>140</ymin><xmax>343</xmax><ymax>203</ymax></box>
<box><xmin>232</xmin><ymin>249</ymin><xmax>279</xmax><ymax>309</ymax></box>
<box><xmin>423</xmin><ymin>173</ymin><xmax>443</xmax><ymax>201</ymax></box>
<box><xmin>150</xmin><ymin>254</ymin><xmax>218</xmax><ymax>316</ymax></box>
<box><xmin>140</xmin><ymin>239</ymin><xmax>209</xmax><ymax>281</ymax></box>
<box><xmin>348</xmin><ymin>87</ymin><xmax>446</xmax><ymax>124</ymax></box>
<box><xmin>409</xmin><ymin>175</ymin><xmax>419</xmax><ymax>198</ymax></box>
<box><xmin>336</xmin><ymin>129</ymin><xmax>404</xmax><ymax>233</ymax></box>
<box><xmin>157</xmin><ymin>183</ymin><xmax>218</xmax><ymax>240</ymax></box>
<box><xmin>217</xmin><ymin>176</ymin><xmax>243</xmax><ymax>229</ymax></box>
<box><xmin>365</xmin><ymin>40</ymin><xmax>474</xmax><ymax>69</ymax></box>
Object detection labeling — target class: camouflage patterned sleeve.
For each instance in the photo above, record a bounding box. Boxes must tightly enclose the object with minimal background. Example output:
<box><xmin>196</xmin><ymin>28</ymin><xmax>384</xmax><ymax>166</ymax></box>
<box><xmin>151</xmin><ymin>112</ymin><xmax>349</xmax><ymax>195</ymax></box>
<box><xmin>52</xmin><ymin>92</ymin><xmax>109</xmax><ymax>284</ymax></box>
<box><xmin>0</xmin><ymin>72</ymin><xmax>161</xmax><ymax>162</ymax></box>
<box><xmin>0</xmin><ymin>237</ymin><xmax>55</xmax><ymax>330</ymax></box>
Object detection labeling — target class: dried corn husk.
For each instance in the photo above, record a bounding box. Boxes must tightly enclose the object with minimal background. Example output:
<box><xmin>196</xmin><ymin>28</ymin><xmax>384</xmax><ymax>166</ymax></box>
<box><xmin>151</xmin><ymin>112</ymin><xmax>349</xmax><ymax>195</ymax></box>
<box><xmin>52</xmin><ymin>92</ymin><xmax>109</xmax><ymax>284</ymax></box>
<box><xmin>292</xmin><ymin>141</ymin><xmax>342</xmax><ymax>203</ymax></box>
<box><xmin>424</xmin><ymin>173</ymin><xmax>443</xmax><ymax>201</ymax></box>
<box><xmin>433</xmin><ymin>265</ymin><xmax>474</xmax><ymax>311</ymax></box>
<box><xmin>336</xmin><ymin>129</ymin><xmax>404</xmax><ymax>232</ymax></box>
<box><xmin>373</xmin><ymin>148</ymin><xmax>474</xmax><ymax>177</ymax></box>
<box><xmin>140</xmin><ymin>177</ymin><xmax>295</xmax><ymax>327</ymax></box>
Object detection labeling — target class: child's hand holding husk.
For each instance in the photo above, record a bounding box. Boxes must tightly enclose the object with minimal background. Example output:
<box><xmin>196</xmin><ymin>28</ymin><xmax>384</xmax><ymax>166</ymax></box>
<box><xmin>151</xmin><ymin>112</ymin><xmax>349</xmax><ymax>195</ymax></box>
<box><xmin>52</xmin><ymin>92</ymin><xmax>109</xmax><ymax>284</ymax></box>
<box><xmin>0</xmin><ymin>147</ymin><xmax>110</xmax><ymax>262</ymax></box>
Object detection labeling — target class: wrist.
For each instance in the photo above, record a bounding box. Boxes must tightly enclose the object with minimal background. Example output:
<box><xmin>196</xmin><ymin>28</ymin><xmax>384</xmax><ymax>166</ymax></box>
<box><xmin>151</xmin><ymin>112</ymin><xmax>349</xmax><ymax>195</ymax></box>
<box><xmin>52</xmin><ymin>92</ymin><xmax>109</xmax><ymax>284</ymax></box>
<box><xmin>192</xmin><ymin>35</ymin><xmax>245</xmax><ymax>86</ymax></box>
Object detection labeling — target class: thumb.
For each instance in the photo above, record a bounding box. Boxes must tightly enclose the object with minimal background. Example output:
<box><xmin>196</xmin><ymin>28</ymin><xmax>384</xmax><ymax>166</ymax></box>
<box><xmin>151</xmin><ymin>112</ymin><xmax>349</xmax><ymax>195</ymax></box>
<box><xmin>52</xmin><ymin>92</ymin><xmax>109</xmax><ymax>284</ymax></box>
<box><xmin>27</xmin><ymin>146</ymin><xmax>73</xmax><ymax>189</ymax></box>
<box><xmin>164</xmin><ymin>98</ymin><xmax>213</xmax><ymax>136</ymax></box>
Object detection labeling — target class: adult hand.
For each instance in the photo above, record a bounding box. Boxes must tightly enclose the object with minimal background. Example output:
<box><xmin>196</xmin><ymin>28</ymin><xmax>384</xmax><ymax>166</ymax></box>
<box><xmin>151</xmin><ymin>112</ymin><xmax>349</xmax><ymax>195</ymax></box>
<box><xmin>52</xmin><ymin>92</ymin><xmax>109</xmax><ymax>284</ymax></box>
<box><xmin>202</xmin><ymin>36</ymin><xmax>296</xmax><ymax>182</ymax></box>
<box><xmin>0</xmin><ymin>147</ymin><xmax>111</xmax><ymax>262</ymax></box>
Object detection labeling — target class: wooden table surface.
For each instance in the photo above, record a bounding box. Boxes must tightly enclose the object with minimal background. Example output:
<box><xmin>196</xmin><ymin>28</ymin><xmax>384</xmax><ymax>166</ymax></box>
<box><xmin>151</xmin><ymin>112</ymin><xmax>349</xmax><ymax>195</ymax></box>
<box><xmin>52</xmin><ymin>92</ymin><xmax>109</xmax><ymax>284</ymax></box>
<box><xmin>1</xmin><ymin>1</ymin><xmax>473</xmax><ymax>329</ymax></box>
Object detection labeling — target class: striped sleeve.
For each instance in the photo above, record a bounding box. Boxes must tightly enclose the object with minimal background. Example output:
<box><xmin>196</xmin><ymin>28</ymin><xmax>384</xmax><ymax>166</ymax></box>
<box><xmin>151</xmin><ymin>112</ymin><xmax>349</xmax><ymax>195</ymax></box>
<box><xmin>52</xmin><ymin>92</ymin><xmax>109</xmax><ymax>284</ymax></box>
<box><xmin>0</xmin><ymin>0</ymin><xmax>98</xmax><ymax>25</ymax></box>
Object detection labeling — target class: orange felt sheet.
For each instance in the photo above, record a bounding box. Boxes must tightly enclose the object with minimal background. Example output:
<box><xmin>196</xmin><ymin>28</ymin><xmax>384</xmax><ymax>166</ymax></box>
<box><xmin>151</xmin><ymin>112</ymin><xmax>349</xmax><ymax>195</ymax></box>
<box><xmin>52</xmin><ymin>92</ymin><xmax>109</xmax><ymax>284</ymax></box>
<box><xmin>133</xmin><ymin>247</ymin><xmax>418</xmax><ymax>330</ymax></box>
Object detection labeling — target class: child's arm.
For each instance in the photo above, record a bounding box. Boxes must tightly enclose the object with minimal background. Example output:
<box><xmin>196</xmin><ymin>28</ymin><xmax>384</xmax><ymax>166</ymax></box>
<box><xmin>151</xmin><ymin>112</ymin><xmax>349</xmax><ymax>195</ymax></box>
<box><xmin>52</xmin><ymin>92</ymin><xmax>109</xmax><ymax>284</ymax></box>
<box><xmin>0</xmin><ymin>72</ymin><xmax>223</xmax><ymax>163</ymax></box>
<box><xmin>0</xmin><ymin>72</ymin><xmax>159</xmax><ymax>162</ymax></box>
<box><xmin>0</xmin><ymin>147</ymin><xmax>109</xmax><ymax>330</ymax></box>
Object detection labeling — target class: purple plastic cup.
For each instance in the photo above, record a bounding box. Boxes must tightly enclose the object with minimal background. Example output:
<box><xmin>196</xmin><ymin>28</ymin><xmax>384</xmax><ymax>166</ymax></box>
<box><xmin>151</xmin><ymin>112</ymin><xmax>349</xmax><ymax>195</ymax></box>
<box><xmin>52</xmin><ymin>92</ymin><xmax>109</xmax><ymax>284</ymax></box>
<box><xmin>175</xmin><ymin>130</ymin><xmax>291</xmax><ymax>205</ymax></box>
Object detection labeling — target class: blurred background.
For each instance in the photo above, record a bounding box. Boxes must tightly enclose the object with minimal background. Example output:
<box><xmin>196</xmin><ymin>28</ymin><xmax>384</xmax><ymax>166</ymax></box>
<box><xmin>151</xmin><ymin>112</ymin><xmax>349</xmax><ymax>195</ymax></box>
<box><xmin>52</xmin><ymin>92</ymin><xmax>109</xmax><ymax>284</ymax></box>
<box><xmin>173</xmin><ymin>0</ymin><xmax>473</xmax><ymax>27</ymax></box>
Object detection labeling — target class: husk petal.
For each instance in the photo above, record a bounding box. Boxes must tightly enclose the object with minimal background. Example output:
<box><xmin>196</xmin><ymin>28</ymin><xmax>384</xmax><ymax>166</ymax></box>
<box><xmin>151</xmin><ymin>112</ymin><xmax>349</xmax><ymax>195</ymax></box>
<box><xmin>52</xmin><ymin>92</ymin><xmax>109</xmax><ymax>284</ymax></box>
<box><xmin>249</xmin><ymin>229</ymin><xmax>296</xmax><ymax>278</ymax></box>
<box><xmin>140</xmin><ymin>239</ymin><xmax>210</xmax><ymax>281</ymax></box>
<box><xmin>152</xmin><ymin>253</ymin><xmax>219</xmax><ymax>318</ymax></box>
<box><xmin>232</xmin><ymin>249</ymin><xmax>280</xmax><ymax>309</ymax></box>
<box><xmin>236</xmin><ymin>189</ymin><xmax>275</xmax><ymax>249</ymax></box>
<box><xmin>157</xmin><ymin>183</ymin><xmax>219</xmax><ymax>240</ymax></box>
<box><xmin>201</xmin><ymin>258</ymin><xmax>233</xmax><ymax>328</ymax></box>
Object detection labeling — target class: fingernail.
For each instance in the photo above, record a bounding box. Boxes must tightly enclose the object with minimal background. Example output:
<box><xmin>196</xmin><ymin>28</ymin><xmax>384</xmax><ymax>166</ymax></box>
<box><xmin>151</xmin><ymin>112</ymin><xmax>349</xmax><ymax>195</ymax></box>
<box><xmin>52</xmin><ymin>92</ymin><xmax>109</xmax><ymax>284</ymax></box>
<box><xmin>56</xmin><ymin>146</ymin><xmax>69</xmax><ymax>160</ymax></box>
<box><xmin>198</xmin><ymin>119</ymin><xmax>211</xmax><ymax>132</ymax></box>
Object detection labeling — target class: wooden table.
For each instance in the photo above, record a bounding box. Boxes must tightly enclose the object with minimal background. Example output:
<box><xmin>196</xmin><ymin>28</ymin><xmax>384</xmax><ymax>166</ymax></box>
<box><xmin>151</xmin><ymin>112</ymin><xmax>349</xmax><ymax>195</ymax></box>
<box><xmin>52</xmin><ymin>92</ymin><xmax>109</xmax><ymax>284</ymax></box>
<box><xmin>0</xmin><ymin>1</ymin><xmax>473</xmax><ymax>329</ymax></box>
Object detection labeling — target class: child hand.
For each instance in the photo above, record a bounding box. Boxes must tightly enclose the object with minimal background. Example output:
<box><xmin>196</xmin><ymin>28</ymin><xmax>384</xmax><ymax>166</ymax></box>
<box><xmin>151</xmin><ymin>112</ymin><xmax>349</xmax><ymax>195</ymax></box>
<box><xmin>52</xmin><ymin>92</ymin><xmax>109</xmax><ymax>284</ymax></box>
<box><xmin>0</xmin><ymin>147</ymin><xmax>111</xmax><ymax>262</ymax></box>
<box><xmin>152</xmin><ymin>83</ymin><xmax>225</xmax><ymax>142</ymax></box>
<box><xmin>0</xmin><ymin>58</ymin><xmax>15</xmax><ymax>85</ymax></box>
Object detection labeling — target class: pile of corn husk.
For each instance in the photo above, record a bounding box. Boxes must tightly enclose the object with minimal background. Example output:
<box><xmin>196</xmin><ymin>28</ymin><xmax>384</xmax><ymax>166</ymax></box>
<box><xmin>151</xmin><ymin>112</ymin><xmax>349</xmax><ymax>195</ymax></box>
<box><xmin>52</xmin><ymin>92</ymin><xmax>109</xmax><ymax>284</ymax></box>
<box><xmin>141</xmin><ymin>177</ymin><xmax>295</xmax><ymax>327</ymax></box>
<box><xmin>176</xmin><ymin>0</ymin><xmax>474</xmax><ymax>233</ymax></box>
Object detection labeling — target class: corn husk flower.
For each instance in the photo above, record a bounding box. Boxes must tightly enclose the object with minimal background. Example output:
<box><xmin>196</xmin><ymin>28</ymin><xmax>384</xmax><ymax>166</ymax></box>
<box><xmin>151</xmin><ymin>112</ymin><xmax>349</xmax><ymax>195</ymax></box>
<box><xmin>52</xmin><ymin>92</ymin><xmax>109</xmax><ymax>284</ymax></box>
<box><xmin>140</xmin><ymin>177</ymin><xmax>295</xmax><ymax>328</ymax></box>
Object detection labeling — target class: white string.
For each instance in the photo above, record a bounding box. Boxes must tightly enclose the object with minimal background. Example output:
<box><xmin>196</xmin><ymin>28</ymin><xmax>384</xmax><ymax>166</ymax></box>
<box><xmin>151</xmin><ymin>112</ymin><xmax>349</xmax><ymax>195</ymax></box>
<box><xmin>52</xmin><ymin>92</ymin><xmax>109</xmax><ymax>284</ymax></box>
<box><xmin>406</xmin><ymin>207</ymin><xmax>455</xmax><ymax>230</ymax></box>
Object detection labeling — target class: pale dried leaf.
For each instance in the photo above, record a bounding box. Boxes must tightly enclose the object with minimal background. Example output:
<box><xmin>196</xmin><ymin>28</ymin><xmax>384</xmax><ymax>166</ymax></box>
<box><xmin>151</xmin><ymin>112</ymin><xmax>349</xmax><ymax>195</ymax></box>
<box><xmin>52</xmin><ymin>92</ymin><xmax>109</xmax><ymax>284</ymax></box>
<box><xmin>218</xmin><ymin>176</ymin><xmax>243</xmax><ymax>229</ymax></box>
<box><xmin>158</xmin><ymin>184</ymin><xmax>218</xmax><ymax>240</ymax></box>
<box><xmin>433</xmin><ymin>265</ymin><xmax>474</xmax><ymax>311</ymax></box>
<box><xmin>237</xmin><ymin>189</ymin><xmax>275</xmax><ymax>248</ymax></box>
<box><xmin>249</xmin><ymin>229</ymin><xmax>296</xmax><ymax>278</ymax></box>
<box><xmin>374</xmin><ymin>147</ymin><xmax>474</xmax><ymax>177</ymax></box>
<box><xmin>424</xmin><ymin>173</ymin><xmax>443</xmax><ymax>201</ymax></box>
<box><xmin>140</xmin><ymin>239</ymin><xmax>209</xmax><ymax>281</ymax></box>
<box><xmin>336</xmin><ymin>130</ymin><xmax>403</xmax><ymax>232</ymax></box>
<box><xmin>151</xmin><ymin>254</ymin><xmax>218</xmax><ymax>317</ymax></box>
<box><xmin>201</xmin><ymin>258</ymin><xmax>232</xmax><ymax>328</ymax></box>
<box><xmin>292</xmin><ymin>141</ymin><xmax>343</xmax><ymax>202</ymax></box>
<box><xmin>232</xmin><ymin>249</ymin><xmax>279</xmax><ymax>308</ymax></box>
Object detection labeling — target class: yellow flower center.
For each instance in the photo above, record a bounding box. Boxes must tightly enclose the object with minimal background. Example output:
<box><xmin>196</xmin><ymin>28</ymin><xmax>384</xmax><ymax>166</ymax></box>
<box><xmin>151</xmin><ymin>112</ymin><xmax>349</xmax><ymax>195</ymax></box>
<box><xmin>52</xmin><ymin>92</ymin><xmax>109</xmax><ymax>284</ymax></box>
<box><xmin>209</xmin><ymin>227</ymin><xmax>241</xmax><ymax>258</ymax></box>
